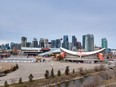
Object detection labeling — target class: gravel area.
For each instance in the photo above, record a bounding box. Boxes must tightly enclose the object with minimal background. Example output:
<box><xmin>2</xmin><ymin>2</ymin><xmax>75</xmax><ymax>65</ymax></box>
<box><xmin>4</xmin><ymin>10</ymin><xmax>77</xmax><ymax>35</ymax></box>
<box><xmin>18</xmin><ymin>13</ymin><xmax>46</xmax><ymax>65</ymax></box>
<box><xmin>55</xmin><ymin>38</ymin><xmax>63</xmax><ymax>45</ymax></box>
<box><xmin>0</xmin><ymin>60</ymin><xmax>102</xmax><ymax>86</ymax></box>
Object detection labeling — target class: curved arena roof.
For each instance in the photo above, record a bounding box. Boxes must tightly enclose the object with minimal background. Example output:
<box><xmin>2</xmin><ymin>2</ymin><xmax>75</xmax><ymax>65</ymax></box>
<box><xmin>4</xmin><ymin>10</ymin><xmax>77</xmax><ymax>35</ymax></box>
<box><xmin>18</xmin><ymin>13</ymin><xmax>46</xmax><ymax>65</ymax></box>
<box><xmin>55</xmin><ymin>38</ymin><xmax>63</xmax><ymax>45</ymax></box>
<box><xmin>60</xmin><ymin>47</ymin><xmax>105</xmax><ymax>56</ymax></box>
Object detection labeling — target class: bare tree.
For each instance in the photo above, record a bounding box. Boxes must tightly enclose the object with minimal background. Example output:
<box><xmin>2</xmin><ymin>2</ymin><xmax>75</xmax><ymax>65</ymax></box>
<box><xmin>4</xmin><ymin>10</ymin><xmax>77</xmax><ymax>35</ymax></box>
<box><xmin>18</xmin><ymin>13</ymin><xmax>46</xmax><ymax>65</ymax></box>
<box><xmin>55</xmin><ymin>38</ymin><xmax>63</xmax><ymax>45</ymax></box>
<box><xmin>79</xmin><ymin>67</ymin><xmax>85</xmax><ymax>76</ymax></box>
<box><xmin>100</xmin><ymin>69</ymin><xmax>115</xmax><ymax>80</ymax></box>
<box><xmin>94</xmin><ymin>66</ymin><xmax>99</xmax><ymax>72</ymax></box>
<box><xmin>99</xmin><ymin>64</ymin><xmax>105</xmax><ymax>71</ymax></box>
<box><xmin>4</xmin><ymin>81</ymin><xmax>8</xmax><ymax>87</ymax></box>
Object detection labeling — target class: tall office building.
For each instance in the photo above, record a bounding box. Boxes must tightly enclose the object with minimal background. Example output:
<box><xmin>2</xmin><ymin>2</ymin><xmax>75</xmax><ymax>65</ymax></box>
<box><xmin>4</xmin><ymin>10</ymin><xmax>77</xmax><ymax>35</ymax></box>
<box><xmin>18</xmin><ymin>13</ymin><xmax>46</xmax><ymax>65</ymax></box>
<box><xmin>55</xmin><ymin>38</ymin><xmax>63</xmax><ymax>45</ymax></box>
<box><xmin>10</xmin><ymin>42</ymin><xmax>21</xmax><ymax>50</ymax></box>
<box><xmin>83</xmin><ymin>34</ymin><xmax>94</xmax><ymax>52</ymax></box>
<box><xmin>51</xmin><ymin>40</ymin><xmax>56</xmax><ymax>48</ymax></box>
<box><xmin>72</xmin><ymin>35</ymin><xmax>77</xmax><ymax>47</ymax></box>
<box><xmin>26</xmin><ymin>42</ymin><xmax>31</xmax><ymax>47</ymax></box>
<box><xmin>32</xmin><ymin>38</ymin><xmax>38</xmax><ymax>47</ymax></box>
<box><xmin>101</xmin><ymin>38</ymin><xmax>108</xmax><ymax>53</ymax></box>
<box><xmin>39</xmin><ymin>38</ymin><xmax>45</xmax><ymax>48</ymax></box>
<box><xmin>56</xmin><ymin>39</ymin><xmax>61</xmax><ymax>48</ymax></box>
<box><xmin>44</xmin><ymin>39</ymin><xmax>49</xmax><ymax>48</ymax></box>
<box><xmin>0</xmin><ymin>44</ymin><xmax>5</xmax><ymax>50</ymax></box>
<box><xmin>21</xmin><ymin>37</ymin><xmax>27</xmax><ymax>47</ymax></box>
<box><xmin>48</xmin><ymin>42</ymin><xmax>51</xmax><ymax>48</ymax></box>
<box><xmin>5</xmin><ymin>43</ymin><xmax>10</xmax><ymax>49</ymax></box>
<box><xmin>51</xmin><ymin>39</ymin><xmax>61</xmax><ymax>48</ymax></box>
<box><xmin>77</xmin><ymin>42</ymin><xmax>81</xmax><ymax>50</ymax></box>
<box><xmin>69</xmin><ymin>42</ymin><xmax>72</xmax><ymax>50</ymax></box>
<box><xmin>82</xmin><ymin>35</ymin><xmax>86</xmax><ymax>49</ymax></box>
<box><xmin>62</xmin><ymin>35</ymin><xmax>69</xmax><ymax>49</ymax></box>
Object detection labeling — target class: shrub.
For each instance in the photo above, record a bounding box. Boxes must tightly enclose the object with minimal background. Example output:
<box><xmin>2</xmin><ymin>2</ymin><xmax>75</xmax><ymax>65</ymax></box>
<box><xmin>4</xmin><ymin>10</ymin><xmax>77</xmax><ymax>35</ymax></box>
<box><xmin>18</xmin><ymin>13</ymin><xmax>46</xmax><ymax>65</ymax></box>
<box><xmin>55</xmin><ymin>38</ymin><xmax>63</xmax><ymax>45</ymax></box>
<box><xmin>65</xmin><ymin>66</ymin><xmax>69</xmax><ymax>75</ymax></box>
<box><xmin>99</xmin><ymin>64</ymin><xmax>105</xmax><ymax>71</ymax></box>
<box><xmin>12</xmin><ymin>67</ymin><xmax>16</xmax><ymax>71</ymax></box>
<box><xmin>113</xmin><ymin>67</ymin><xmax>116</xmax><ymax>77</ymax></box>
<box><xmin>51</xmin><ymin>68</ymin><xmax>55</xmax><ymax>78</ymax></box>
<box><xmin>84</xmin><ymin>69</ymin><xmax>90</xmax><ymax>75</ymax></box>
<box><xmin>4</xmin><ymin>69</ymin><xmax>10</xmax><ymax>74</ymax></box>
<box><xmin>4</xmin><ymin>81</ymin><xmax>8</xmax><ymax>87</ymax></box>
<box><xmin>28</xmin><ymin>74</ymin><xmax>33</xmax><ymax>82</ymax></box>
<box><xmin>18</xmin><ymin>77</ymin><xmax>22</xmax><ymax>84</ymax></box>
<box><xmin>45</xmin><ymin>70</ymin><xmax>49</xmax><ymax>79</ymax></box>
<box><xmin>94</xmin><ymin>66</ymin><xmax>99</xmax><ymax>72</ymax></box>
<box><xmin>57</xmin><ymin>70</ymin><xmax>61</xmax><ymax>76</ymax></box>
<box><xmin>99</xmin><ymin>70</ymin><xmax>115</xmax><ymax>80</ymax></box>
<box><xmin>73</xmin><ymin>69</ymin><xmax>75</xmax><ymax>74</ymax></box>
<box><xmin>79</xmin><ymin>67</ymin><xmax>85</xmax><ymax>76</ymax></box>
<box><xmin>15</xmin><ymin>63</ymin><xmax>19</xmax><ymax>69</ymax></box>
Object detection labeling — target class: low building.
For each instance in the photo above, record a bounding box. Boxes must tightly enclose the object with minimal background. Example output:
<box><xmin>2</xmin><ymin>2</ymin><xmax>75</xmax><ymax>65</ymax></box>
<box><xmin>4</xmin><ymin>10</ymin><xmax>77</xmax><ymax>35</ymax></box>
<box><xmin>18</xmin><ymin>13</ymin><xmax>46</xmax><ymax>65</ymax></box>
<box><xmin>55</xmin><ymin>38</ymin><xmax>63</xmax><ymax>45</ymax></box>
<box><xmin>21</xmin><ymin>47</ymin><xmax>41</xmax><ymax>56</ymax></box>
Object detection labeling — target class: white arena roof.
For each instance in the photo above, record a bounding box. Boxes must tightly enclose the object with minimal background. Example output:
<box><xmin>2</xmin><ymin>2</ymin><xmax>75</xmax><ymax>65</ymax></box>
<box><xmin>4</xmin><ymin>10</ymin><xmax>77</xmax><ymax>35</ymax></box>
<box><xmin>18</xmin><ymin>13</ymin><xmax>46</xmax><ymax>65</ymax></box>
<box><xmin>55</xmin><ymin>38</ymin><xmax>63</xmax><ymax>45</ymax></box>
<box><xmin>60</xmin><ymin>47</ymin><xmax>105</xmax><ymax>56</ymax></box>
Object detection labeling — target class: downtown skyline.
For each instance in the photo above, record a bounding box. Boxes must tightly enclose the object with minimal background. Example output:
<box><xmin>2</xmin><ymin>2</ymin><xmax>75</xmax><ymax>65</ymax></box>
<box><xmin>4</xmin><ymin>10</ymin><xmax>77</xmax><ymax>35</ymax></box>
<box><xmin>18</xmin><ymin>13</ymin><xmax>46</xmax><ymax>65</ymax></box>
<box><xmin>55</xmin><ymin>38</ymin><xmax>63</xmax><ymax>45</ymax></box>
<box><xmin>0</xmin><ymin>0</ymin><xmax>116</xmax><ymax>49</ymax></box>
<box><xmin>0</xmin><ymin>35</ymin><xmax>107</xmax><ymax>50</ymax></box>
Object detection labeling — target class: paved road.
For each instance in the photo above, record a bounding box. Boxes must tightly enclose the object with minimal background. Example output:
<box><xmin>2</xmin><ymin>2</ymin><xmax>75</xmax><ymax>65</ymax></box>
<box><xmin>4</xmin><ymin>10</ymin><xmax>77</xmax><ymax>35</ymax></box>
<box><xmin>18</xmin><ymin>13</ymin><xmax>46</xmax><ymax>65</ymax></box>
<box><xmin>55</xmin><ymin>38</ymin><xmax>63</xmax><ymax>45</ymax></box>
<box><xmin>0</xmin><ymin>61</ymin><xmax>101</xmax><ymax>86</ymax></box>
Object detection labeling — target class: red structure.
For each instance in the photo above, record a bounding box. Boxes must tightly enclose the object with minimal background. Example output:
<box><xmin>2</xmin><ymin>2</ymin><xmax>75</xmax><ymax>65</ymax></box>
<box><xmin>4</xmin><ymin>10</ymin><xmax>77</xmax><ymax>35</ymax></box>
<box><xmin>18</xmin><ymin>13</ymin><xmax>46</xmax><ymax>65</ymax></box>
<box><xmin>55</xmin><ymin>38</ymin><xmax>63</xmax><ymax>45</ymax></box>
<box><xmin>98</xmin><ymin>53</ymin><xmax>104</xmax><ymax>61</ymax></box>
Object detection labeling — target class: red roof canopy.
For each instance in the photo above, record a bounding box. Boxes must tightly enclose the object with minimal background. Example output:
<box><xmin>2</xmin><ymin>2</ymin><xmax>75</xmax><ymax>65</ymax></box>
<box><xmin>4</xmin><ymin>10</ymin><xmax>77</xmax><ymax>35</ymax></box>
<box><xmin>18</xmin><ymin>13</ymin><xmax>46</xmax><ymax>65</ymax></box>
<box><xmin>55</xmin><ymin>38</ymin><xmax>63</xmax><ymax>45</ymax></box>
<box><xmin>40</xmin><ymin>48</ymin><xmax>50</xmax><ymax>51</ymax></box>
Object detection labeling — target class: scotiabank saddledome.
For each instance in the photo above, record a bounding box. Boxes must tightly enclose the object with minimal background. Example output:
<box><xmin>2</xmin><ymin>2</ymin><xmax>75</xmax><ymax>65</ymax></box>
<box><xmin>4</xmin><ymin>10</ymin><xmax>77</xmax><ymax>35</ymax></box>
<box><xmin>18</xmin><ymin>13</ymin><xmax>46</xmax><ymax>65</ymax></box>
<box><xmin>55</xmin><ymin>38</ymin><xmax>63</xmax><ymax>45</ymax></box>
<box><xmin>60</xmin><ymin>47</ymin><xmax>105</xmax><ymax>63</ymax></box>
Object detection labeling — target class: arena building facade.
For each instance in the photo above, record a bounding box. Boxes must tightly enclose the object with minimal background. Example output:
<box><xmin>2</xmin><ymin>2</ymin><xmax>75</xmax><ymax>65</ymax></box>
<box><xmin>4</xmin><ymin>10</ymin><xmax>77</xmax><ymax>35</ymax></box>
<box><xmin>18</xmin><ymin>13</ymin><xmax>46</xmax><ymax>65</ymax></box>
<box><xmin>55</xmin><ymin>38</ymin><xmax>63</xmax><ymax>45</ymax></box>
<box><xmin>60</xmin><ymin>47</ymin><xmax>105</xmax><ymax>63</ymax></box>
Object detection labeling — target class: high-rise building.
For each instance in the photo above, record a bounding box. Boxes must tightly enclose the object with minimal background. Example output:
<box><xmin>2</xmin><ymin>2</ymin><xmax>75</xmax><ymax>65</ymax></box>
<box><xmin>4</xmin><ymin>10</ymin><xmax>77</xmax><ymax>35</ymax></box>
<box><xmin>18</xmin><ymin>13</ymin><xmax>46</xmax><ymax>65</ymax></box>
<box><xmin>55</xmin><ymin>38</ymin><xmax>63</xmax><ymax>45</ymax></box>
<box><xmin>10</xmin><ymin>42</ymin><xmax>15</xmax><ymax>50</ymax></box>
<box><xmin>101</xmin><ymin>38</ymin><xmax>108</xmax><ymax>53</ymax></box>
<box><xmin>39</xmin><ymin>38</ymin><xmax>44</xmax><ymax>48</ymax></box>
<box><xmin>44</xmin><ymin>39</ymin><xmax>49</xmax><ymax>48</ymax></box>
<box><xmin>77</xmin><ymin>42</ymin><xmax>81</xmax><ymax>50</ymax></box>
<box><xmin>10</xmin><ymin>42</ymin><xmax>21</xmax><ymax>50</ymax></box>
<box><xmin>83</xmin><ymin>34</ymin><xmax>94</xmax><ymax>52</ymax></box>
<box><xmin>0</xmin><ymin>44</ymin><xmax>5</xmax><ymax>50</ymax></box>
<box><xmin>51</xmin><ymin>39</ymin><xmax>61</xmax><ymax>48</ymax></box>
<box><xmin>21</xmin><ymin>37</ymin><xmax>27</xmax><ymax>47</ymax></box>
<box><xmin>26</xmin><ymin>42</ymin><xmax>31</xmax><ymax>47</ymax></box>
<box><xmin>62</xmin><ymin>35</ymin><xmax>69</xmax><ymax>49</ymax></box>
<box><xmin>82</xmin><ymin>35</ymin><xmax>86</xmax><ymax>49</ymax></box>
<box><xmin>56</xmin><ymin>39</ymin><xmax>61</xmax><ymax>48</ymax></box>
<box><xmin>51</xmin><ymin>40</ymin><xmax>56</xmax><ymax>48</ymax></box>
<box><xmin>48</xmin><ymin>42</ymin><xmax>51</xmax><ymax>48</ymax></box>
<box><xmin>32</xmin><ymin>38</ymin><xmax>38</xmax><ymax>47</ymax></box>
<box><xmin>72</xmin><ymin>35</ymin><xmax>77</xmax><ymax>47</ymax></box>
<box><xmin>5</xmin><ymin>43</ymin><xmax>10</xmax><ymax>49</ymax></box>
<box><xmin>69</xmin><ymin>42</ymin><xmax>72</xmax><ymax>50</ymax></box>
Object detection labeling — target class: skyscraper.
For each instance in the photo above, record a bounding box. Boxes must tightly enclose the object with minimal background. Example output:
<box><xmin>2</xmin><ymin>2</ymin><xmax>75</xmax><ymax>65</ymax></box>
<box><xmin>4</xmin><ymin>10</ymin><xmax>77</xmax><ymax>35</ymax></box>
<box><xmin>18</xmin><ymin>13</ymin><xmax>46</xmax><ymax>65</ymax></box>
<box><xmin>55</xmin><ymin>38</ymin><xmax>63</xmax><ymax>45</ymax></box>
<box><xmin>26</xmin><ymin>42</ymin><xmax>31</xmax><ymax>47</ymax></box>
<box><xmin>72</xmin><ymin>35</ymin><xmax>77</xmax><ymax>47</ymax></box>
<box><xmin>77</xmin><ymin>42</ymin><xmax>81</xmax><ymax>50</ymax></box>
<box><xmin>56</xmin><ymin>39</ymin><xmax>61</xmax><ymax>48</ymax></box>
<box><xmin>44</xmin><ymin>39</ymin><xmax>49</xmax><ymax>48</ymax></box>
<box><xmin>82</xmin><ymin>35</ymin><xmax>86</xmax><ymax>49</ymax></box>
<box><xmin>10</xmin><ymin>42</ymin><xmax>21</xmax><ymax>50</ymax></box>
<box><xmin>83</xmin><ymin>34</ymin><xmax>94</xmax><ymax>52</ymax></box>
<box><xmin>39</xmin><ymin>38</ymin><xmax>44</xmax><ymax>48</ymax></box>
<box><xmin>21</xmin><ymin>37</ymin><xmax>27</xmax><ymax>47</ymax></box>
<box><xmin>5</xmin><ymin>43</ymin><xmax>10</xmax><ymax>49</ymax></box>
<box><xmin>51</xmin><ymin>40</ymin><xmax>56</xmax><ymax>48</ymax></box>
<box><xmin>32</xmin><ymin>38</ymin><xmax>38</xmax><ymax>47</ymax></box>
<box><xmin>62</xmin><ymin>35</ymin><xmax>69</xmax><ymax>49</ymax></box>
<box><xmin>101</xmin><ymin>38</ymin><xmax>108</xmax><ymax>53</ymax></box>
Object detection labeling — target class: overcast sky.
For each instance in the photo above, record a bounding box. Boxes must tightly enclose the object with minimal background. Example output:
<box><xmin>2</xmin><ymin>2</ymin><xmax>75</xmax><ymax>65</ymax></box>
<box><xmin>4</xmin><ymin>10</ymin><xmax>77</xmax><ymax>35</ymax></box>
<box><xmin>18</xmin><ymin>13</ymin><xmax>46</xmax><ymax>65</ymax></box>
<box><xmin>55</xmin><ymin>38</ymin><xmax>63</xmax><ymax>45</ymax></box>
<box><xmin>0</xmin><ymin>0</ymin><xmax>116</xmax><ymax>49</ymax></box>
